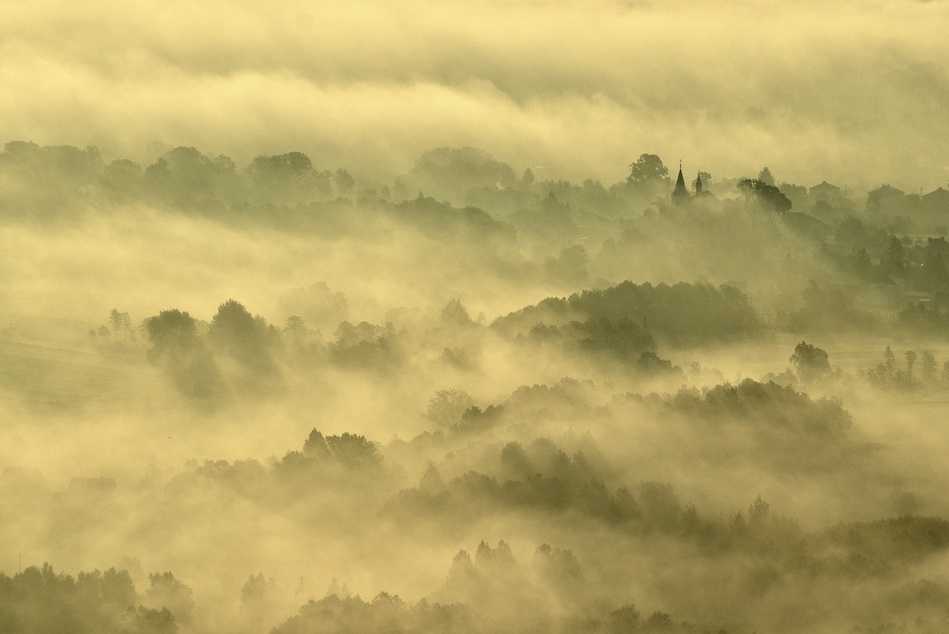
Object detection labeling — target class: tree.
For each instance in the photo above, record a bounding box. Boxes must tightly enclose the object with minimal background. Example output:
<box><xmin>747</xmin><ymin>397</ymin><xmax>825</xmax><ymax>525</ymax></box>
<box><xmin>426</xmin><ymin>389</ymin><xmax>476</xmax><ymax>428</ymax></box>
<box><xmin>334</xmin><ymin>168</ymin><xmax>355</xmax><ymax>195</ymax></box>
<box><xmin>326</xmin><ymin>432</ymin><xmax>383</xmax><ymax>469</ymax></box>
<box><xmin>143</xmin><ymin>309</ymin><xmax>218</xmax><ymax>396</ymax></box>
<box><xmin>906</xmin><ymin>350</ymin><xmax>918</xmax><ymax>382</ymax></box>
<box><xmin>852</xmin><ymin>248</ymin><xmax>873</xmax><ymax>279</ymax></box>
<box><xmin>122</xmin><ymin>606</ymin><xmax>178</xmax><ymax>634</ymax></box>
<box><xmin>445</xmin><ymin>550</ymin><xmax>477</xmax><ymax>591</ymax></box>
<box><xmin>884</xmin><ymin>346</ymin><xmax>896</xmax><ymax>379</ymax></box>
<box><xmin>144</xmin><ymin>146</ymin><xmax>239</xmax><ymax>204</ymax></box>
<box><xmin>737</xmin><ymin>178</ymin><xmax>791</xmax><ymax>213</ymax></box>
<box><xmin>418</xmin><ymin>462</ymin><xmax>447</xmax><ymax>496</ymax></box>
<box><xmin>283</xmin><ymin>315</ymin><xmax>310</xmax><ymax>351</ymax></box>
<box><xmin>109</xmin><ymin>308</ymin><xmax>131</xmax><ymax>342</ymax></box>
<box><xmin>608</xmin><ymin>605</ymin><xmax>640</xmax><ymax>633</ymax></box>
<box><xmin>440</xmin><ymin>299</ymin><xmax>473</xmax><ymax>326</ymax></box>
<box><xmin>790</xmin><ymin>341</ymin><xmax>831</xmax><ymax>383</ymax></box>
<box><xmin>243</xmin><ymin>152</ymin><xmax>332</xmax><ymax>203</ymax></box>
<box><xmin>144</xmin><ymin>572</ymin><xmax>194</xmax><ymax>626</ymax></box>
<box><xmin>303</xmin><ymin>428</ymin><xmax>331</xmax><ymax>459</ymax></box>
<box><xmin>400</xmin><ymin>147</ymin><xmax>516</xmax><ymax>201</ymax></box>
<box><xmin>207</xmin><ymin>299</ymin><xmax>277</xmax><ymax>368</ymax></box>
<box><xmin>209</xmin><ymin>300</ymin><xmax>255</xmax><ymax>348</ymax></box>
<box><xmin>922</xmin><ymin>351</ymin><xmax>937</xmax><ymax>382</ymax></box>
<box><xmin>694</xmin><ymin>171</ymin><xmax>712</xmax><ymax>191</ymax></box>
<box><xmin>757</xmin><ymin>166</ymin><xmax>776</xmax><ymax>186</ymax></box>
<box><xmin>882</xmin><ymin>236</ymin><xmax>905</xmax><ymax>276</ymax></box>
<box><xmin>626</xmin><ymin>154</ymin><xmax>669</xmax><ymax>187</ymax></box>
<box><xmin>638</xmin><ymin>481</ymin><xmax>682</xmax><ymax>533</ymax></box>
<box><xmin>240</xmin><ymin>573</ymin><xmax>277</xmax><ymax>628</ymax></box>
<box><xmin>144</xmin><ymin>310</ymin><xmax>197</xmax><ymax>362</ymax></box>
<box><xmin>748</xmin><ymin>495</ymin><xmax>771</xmax><ymax>524</ymax></box>
<box><xmin>100</xmin><ymin>159</ymin><xmax>143</xmax><ymax>199</ymax></box>
<box><xmin>533</xmin><ymin>543</ymin><xmax>582</xmax><ymax>581</ymax></box>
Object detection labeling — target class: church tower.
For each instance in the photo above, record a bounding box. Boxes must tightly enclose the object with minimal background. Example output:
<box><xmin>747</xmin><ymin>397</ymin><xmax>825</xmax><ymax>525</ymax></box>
<box><xmin>672</xmin><ymin>161</ymin><xmax>689</xmax><ymax>205</ymax></box>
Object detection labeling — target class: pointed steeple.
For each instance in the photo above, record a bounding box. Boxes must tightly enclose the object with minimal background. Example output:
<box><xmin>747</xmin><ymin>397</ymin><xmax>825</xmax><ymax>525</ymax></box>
<box><xmin>672</xmin><ymin>160</ymin><xmax>689</xmax><ymax>205</ymax></box>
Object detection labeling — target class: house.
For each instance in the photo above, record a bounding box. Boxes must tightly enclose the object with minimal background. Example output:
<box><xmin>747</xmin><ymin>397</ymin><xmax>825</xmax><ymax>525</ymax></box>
<box><xmin>921</xmin><ymin>187</ymin><xmax>949</xmax><ymax>214</ymax></box>
<box><xmin>867</xmin><ymin>184</ymin><xmax>906</xmax><ymax>214</ymax></box>
<box><xmin>809</xmin><ymin>180</ymin><xmax>842</xmax><ymax>205</ymax></box>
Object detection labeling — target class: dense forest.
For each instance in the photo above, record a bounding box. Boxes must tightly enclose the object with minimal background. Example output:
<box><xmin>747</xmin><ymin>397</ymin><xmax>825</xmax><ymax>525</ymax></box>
<box><xmin>2</xmin><ymin>135</ymin><xmax>949</xmax><ymax>634</ymax></box>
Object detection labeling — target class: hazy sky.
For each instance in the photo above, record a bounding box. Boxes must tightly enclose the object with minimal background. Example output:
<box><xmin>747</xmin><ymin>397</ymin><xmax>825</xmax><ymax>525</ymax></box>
<box><xmin>2</xmin><ymin>0</ymin><xmax>948</xmax><ymax>190</ymax></box>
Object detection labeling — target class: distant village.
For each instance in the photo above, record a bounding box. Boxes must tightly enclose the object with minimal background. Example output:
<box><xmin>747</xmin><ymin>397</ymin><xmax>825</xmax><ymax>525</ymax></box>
<box><xmin>659</xmin><ymin>159</ymin><xmax>949</xmax><ymax>323</ymax></box>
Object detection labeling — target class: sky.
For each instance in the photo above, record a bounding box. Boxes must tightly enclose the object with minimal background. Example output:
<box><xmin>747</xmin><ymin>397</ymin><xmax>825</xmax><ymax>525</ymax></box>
<box><xmin>1</xmin><ymin>0</ymin><xmax>948</xmax><ymax>191</ymax></box>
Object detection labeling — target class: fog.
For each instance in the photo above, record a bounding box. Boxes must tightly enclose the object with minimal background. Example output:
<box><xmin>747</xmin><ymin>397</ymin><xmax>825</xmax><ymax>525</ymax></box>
<box><xmin>3</xmin><ymin>2</ymin><xmax>949</xmax><ymax>633</ymax></box>
<box><xmin>3</xmin><ymin>0</ymin><xmax>949</xmax><ymax>187</ymax></box>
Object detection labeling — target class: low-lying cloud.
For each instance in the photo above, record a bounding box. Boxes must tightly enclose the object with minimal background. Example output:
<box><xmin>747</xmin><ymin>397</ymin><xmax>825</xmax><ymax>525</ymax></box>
<box><xmin>2</xmin><ymin>0</ymin><xmax>947</xmax><ymax>188</ymax></box>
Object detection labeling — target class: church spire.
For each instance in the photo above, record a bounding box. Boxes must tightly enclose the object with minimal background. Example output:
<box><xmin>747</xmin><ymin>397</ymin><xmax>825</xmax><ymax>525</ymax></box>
<box><xmin>672</xmin><ymin>160</ymin><xmax>689</xmax><ymax>205</ymax></box>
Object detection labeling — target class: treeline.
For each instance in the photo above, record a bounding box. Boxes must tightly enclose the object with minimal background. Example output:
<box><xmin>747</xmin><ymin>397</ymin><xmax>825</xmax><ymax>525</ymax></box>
<box><xmin>133</xmin><ymin>298</ymin><xmax>407</xmax><ymax>397</ymax></box>
<box><xmin>642</xmin><ymin>379</ymin><xmax>851</xmax><ymax>439</ymax></box>
<box><xmin>94</xmin><ymin>281</ymin><xmax>767</xmax><ymax>400</ymax></box>
<box><xmin>168</xmin><ymin>429</ymin><xmax>388</xmax><ymax>507</ymax></box>
<box><xmin>5</xmin><ymin>378</ymin><xmax>949</xmax><ymax>633</ymax></box>
<box><xmin>863</xmin><ymin>346</ymin><xmax>949</xmax><ymax>390</ymax></box>
<box><xmin>0</xmin><ymin>565</ymin><xmax>185</xmax><ymax>634</ymax></box>
<box><xmin>273</xmin><ymin>538</ymin><xmax>735</xmax><ymax>634</ymax></box>
<box><xmin>0</xmin><ymin>143</ymin><xmax>354</xmax><ymax>211</ymax></box>
<box><xmin>494</xmin><ymin>281</ymin><xmax>762</xmax><ymax>347</ymax></box>
<box><xmin>0</xmin><ymin>142</ymin><xmax>519</xmax><ymax>250</ymax></box>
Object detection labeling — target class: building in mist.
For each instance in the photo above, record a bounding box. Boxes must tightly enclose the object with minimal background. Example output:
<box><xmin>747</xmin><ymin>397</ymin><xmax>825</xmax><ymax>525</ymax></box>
<box><xmin>867</xmin><ymin>184</ymin><xmax>906</xmax><ymax>215</ymax></box>
<box><xmin>694</xmin><ymin>172</ymin><xmax>713</xmax><ymax>199</ymax></box>
<box><xmin>672</xmin><ymin>162</ymin><xmax>689</xmax><ymax>205</ymax></box>
<box><xmin>922</xmin><ymin>186</ymin><xmax>949</xmax><ymax>213</ymax></box>
<box><xmin>809</xmin><ymin>180</ymin><xmax>843</xmax><ymax>205</ymax></box>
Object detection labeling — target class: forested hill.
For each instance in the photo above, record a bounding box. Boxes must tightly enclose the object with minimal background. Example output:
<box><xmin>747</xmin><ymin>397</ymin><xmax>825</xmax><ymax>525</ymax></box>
<box><xmin>493</xmin><ymin>281</ymin><xmax>763</xmax><ymax>347</ymax></box>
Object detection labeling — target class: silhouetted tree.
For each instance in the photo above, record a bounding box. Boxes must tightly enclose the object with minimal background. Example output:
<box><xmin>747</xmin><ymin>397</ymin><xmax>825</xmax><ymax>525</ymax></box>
<box><xmin>399</xmin><ymin>147</ymin><xmax>516</xmax><ymax>202</ymax></box>
<box><xmin>418</xmin><ymin>462</ymin><xmax>448</xmax><ymax>496</ymax></box>
<box><xmin>240</xmin><ymin>573</ymin><xmax>277</xmax><ymax>629</ymax></box>
<box><xmin>905</xmin><ymin>350</ymin><xmax>918</xmax><ymax>382</ymax></box>
<box><xmin>144</xmin><ymin>146</ymin><xmax>239</xmax><ymax>205</ymax></box>
<box><xmin>326</xmin><ymin>432</ymin><xmax>383</xmax><ymax>469</ymax></box>
<box><xmin>790</xmin><ymin>341</ymin><xmax>831</xmax><ymax>383</ymax></box>
<box><xmin>533</xmin><ymin>543</ymin><xmax>582</xmax><ymax>582</ymax></box>
<box><xmin>207</xmin><ymin>299</ymin><xmax>278</xmax><ymax>369</ymax></box>
<box><xmin>626</xmin><ymin>154</ymin><xmax>669</xmax><ymax>188</ymax></box>
<box><xmin>608</xmin><ymin>604</ymin><xmax>641</xmax><ymax>633</ymax></box>
<box><xmin>109</xmin><ymin>309</ymin><xmax>131</xmax><ymax>342</ymax></box>
<box><xmin>882</xmin><ymin>236</ymin><xmax>906</xmax><ymax>276</ymax></box>
<box><xmin>441</xmin><ymin>299</ymin><xmax>473</xmax><ymax>326</ymax></box>
<box><xmin>303</xmin><ymin>429</ymin><xmax>331</xmax><ymax>459</ymax></box>
<box><xmin>638</xmin><ymin>482</ymin><xmax>683</xmax><ymax>533</ymax></box>
<box><xmin>922</xmin><ymin>351</ymin><xmax>937</xmax><ymax>382</ymax></box>
<box><xmin>544</xmin><ymin>245</ymin><xmax>589</xmax><ymax>285</ymax></box>
<box><xmin>884</xmin><ymin>346</ymin><xmax>896</xmax><ymax>379</ymax></box>
<box><xmin>426</xmin><ymin>389</ymin><xmax>476</xmax><ymax>429</ymax></box>
<box><xmin>123</xmin><ymin>606</ymin><xmax>178</xmax><ymax>634</ymax></box>
<box><xmin>144</xmin><ymin>573</ymin><xmax>194</xmax><ymax>626</ymax></box>
<box><xmin>334</xmin><ymin>168</ymin><xmax>355</xmax><ymax>196</ymax></box>
<box><xmin>737</xmin><ymin>178</ymin><xmax>791</xmax><ymax>213</ymax></box>
<box><xmin>144</xmin><ymin>310</ymin><xmax>197</xmax><ymax>362</ymax></box>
